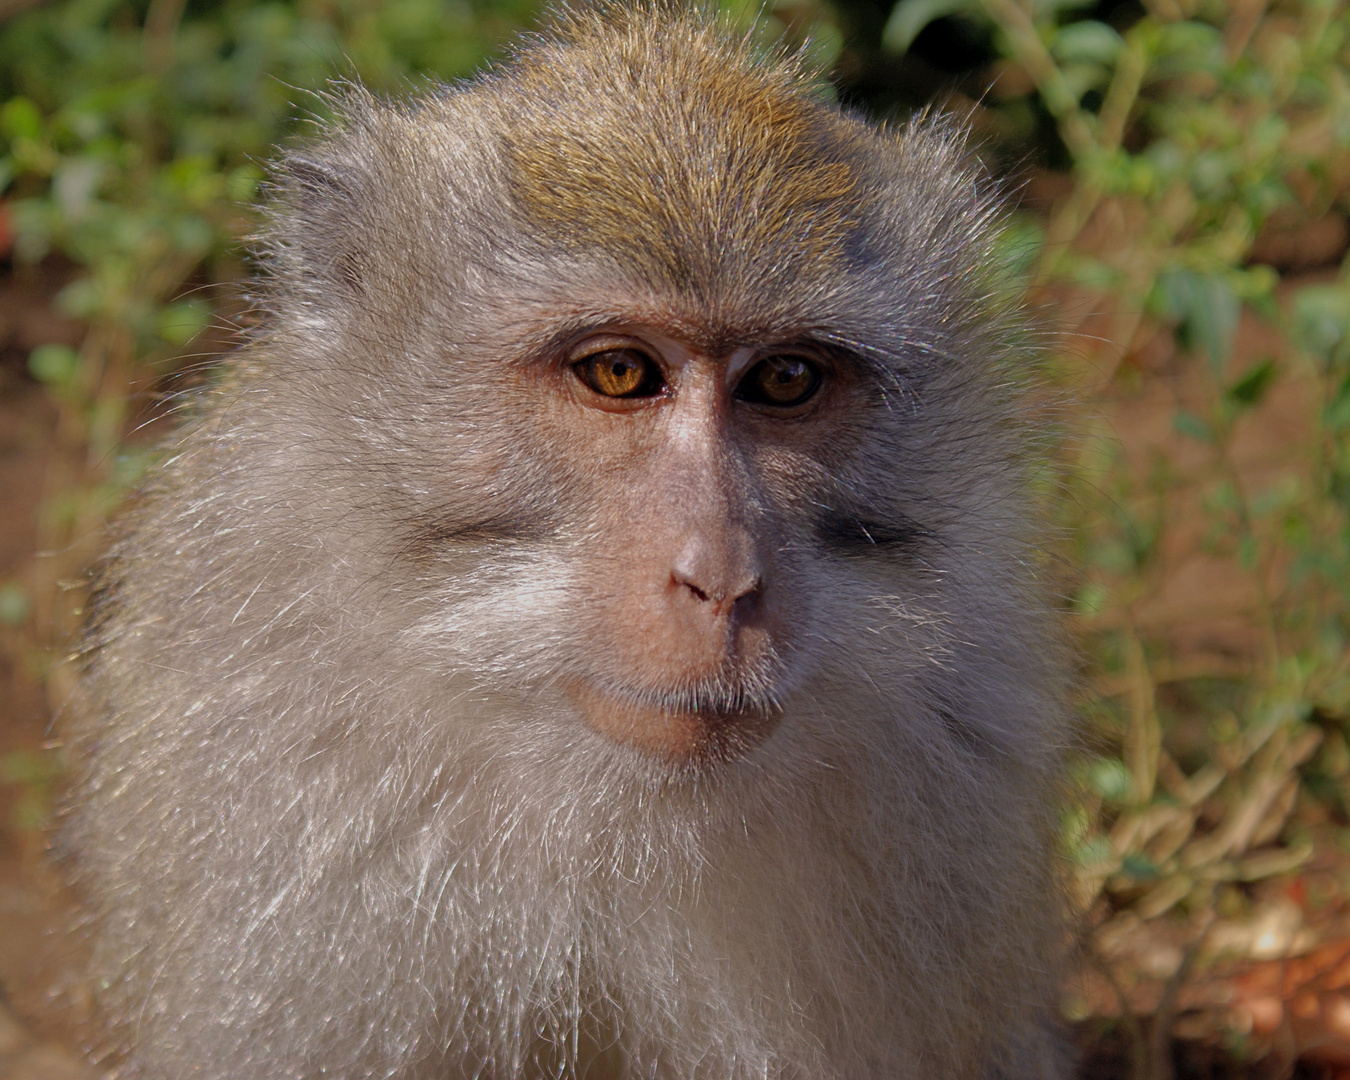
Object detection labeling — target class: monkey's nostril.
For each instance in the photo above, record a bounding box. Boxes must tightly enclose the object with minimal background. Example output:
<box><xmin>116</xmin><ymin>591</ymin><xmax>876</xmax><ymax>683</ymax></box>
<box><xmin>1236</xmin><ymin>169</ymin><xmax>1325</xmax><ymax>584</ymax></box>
<box><xmin>672</xmin><ymin>572</ymin><xmax>713</xmax><ymax>604</ymax></box>
<box><xmin>673</xmin><ymin>570</ymin><xmax>761</xmax><ymax>617</ymax></box>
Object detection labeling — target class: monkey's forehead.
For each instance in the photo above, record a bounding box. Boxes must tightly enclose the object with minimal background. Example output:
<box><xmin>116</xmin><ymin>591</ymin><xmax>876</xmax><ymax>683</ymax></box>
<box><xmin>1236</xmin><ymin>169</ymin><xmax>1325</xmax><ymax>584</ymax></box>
<box><xmin>268</xmin><ymin>8</ymin><xmax>998</xmax><ymax>345</ymax></box>
<box><xmin>470</xmin><ymin>8</ymin><xmax>875</xmax><ymax>292</ymax></box>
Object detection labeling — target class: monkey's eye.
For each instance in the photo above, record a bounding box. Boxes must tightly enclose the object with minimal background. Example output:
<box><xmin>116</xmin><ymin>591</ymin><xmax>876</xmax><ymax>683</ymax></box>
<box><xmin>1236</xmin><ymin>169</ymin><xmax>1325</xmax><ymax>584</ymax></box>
<box><xmin>736</xmin><ymin>355</ymin><xmax>821</xmax><ymax>408</ymax></box>
<box><xmin>573</xmin><ymin>349</ymin><xmax>665</xmax><ymax>399</ymax></box>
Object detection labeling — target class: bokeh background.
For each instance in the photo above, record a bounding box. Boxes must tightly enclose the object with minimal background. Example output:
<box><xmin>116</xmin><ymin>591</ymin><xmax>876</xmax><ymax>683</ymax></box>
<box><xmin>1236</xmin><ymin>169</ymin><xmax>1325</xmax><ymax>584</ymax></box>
<box><xmin>0</xmin><ymin>0</ymin><xmax>1347</xmax><ymax>1076</ymax></box>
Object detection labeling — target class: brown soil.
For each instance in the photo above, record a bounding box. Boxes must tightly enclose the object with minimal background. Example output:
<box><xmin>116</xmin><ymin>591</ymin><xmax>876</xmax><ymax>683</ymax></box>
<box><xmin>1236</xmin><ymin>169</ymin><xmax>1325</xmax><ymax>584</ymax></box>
<box><xmin>0</xmin><ymin>364</ymin><xmax>95</xmax><ymax>1077</ymax></box>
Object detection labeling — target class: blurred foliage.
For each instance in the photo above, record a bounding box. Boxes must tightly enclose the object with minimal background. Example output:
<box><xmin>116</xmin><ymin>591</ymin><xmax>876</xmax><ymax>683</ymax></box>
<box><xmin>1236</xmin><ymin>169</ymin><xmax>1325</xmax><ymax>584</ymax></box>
<box><xmin>882</xmin><ymin>0</ymin><xmax>1350</xmax><ymax>1062</ymax></box>
<box><xmin>3</xmin><ymin>0</ymin><xmax>1350</xmax><ymax>1066</ymax></box>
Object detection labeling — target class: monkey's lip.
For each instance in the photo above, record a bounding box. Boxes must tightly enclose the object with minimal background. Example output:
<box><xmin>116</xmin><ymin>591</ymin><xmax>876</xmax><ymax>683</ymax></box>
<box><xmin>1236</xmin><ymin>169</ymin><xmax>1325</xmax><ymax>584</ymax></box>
<box><xmin>566</xmin><ymin>679</ymin><xmax>780</xmax><ymax>762</ymax></box>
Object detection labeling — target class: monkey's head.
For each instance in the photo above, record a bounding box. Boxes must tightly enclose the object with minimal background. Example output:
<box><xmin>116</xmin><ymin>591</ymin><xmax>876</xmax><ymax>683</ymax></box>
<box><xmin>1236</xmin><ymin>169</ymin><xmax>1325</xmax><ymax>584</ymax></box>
<box><xmin>254</xmin><ymin>5</ymin><xmax>1029</xmax><ymax>773</ymax></box>
<box><xmin>73</xmin><ymin>13</ymin><xmax>1063</xmax><ymax>1075</ymax></box>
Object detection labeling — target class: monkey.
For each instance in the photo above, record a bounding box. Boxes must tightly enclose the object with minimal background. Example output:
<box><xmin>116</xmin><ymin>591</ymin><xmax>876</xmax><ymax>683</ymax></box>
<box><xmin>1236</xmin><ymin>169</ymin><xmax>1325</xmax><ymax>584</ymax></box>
<box><xmin>62</xmin><ymin>6</ymin><xmax>1068</xmax><ymax>1079</ymax></box>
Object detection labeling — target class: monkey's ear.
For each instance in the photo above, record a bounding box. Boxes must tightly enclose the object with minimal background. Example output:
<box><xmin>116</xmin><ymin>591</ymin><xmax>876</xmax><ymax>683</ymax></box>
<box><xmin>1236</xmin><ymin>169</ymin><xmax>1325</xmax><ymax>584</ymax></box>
<box><xmin>271</xmin><ymin>152</ymin><xmax>369</xmax><ymax>299</ymax></box>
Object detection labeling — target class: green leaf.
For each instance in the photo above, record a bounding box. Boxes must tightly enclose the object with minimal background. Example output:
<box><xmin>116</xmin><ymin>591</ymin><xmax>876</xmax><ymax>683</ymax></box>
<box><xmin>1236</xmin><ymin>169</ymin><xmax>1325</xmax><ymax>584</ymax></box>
<box><xmin>1227</xmin><ymin>358</ymin><xmax>1277</xmax><ymax>408</ymax></box>
<box><xmin>1155</xmin><ymin>21</ymin><xmax>1224</xmax><ymax>67</ymax></box>
<box><xmin>1059</xmin><ymin>61</ymin><xmax>1111</xmax><ymax>101</ymax></box>
<box><xmin>55</xmin><ymin>278</ymin><xmax>100</xmax><ymax>318</ymax></box>
<box><xmin>1326</xmin><ymin>375</ymin><xmax>1350</xmax><ymax>431</ymax></box>
<box><xmin>1050</xmin><ymin>21</ymin><xmax>1123</xmax><ymax>66</ymax></box>
<box><xmin>157</xmin><ymin>298</ymin><xmax>212</xmax><ymax>346</ymax></box>
<box><xmin>110</xmin><ymin>447</ymin><xmax>155</xmax><ymax>487</ymax></box>
<box><xmin>1120</xmin><ymin>853</ymin><xmax>1160</xmax><ymax>880</ymax></box>
<box><xmin>0</xmin><ymin>97</ymin><xmax>42</xmax><ymax>142</ymax></box>
<box><xmin>1072</xmin><ymin>582</ymin><xmax>1108</xmax><ymax>616</ymax></box>
<box><xmin>1292</xmin><ymin>284</ymin><xmax>1350</xmax><ymax>361</ymax></box>
<box><xmin>1173</xmin><ymin>409</ymin><xmax>1212</xmax><ymax>442</ymax></box>
<box><xmin>0</xmin><ymin>749</ymin><xmax>62</xmax><ymax>785</ymax></box>
<box><xmin>995</xmin><ymin>212</ymin><xmax>1044</xmax><ymax>282</ymax></box>
<box><xmin>27</xmin><ymin>342</ymin><xmax>78</xmax><ymax>386</ymax></box>
<box><xmin>170</xmin><ymin>214</ymin><xmax>213</xmax><ymax>255</ymax></box>
<box><xmin>882</xmin><ymin>0</ymin><xmax>978</xmax><ymax>54</ymax></box>
<box><xmin>1030</xmin><ymin>0</ymin><xmax>1096</xmax><ymax>17</ymax></box>
<box><xmin>1238</xmin><ymin>534</ymin><xmax>1259</xmax><ymax>569</ymax></box>
<box><xmin>1073</xmin><ymin>835</ymin><xmax>1117</xmax><ymax>870</ymax></box>
<box><xmin>0</xmin><ymin>582</ymin><xmax>29</xmax><ymax>626</ymax></box>
<box><xmin>1154</xmin><ymin>268</ymin><xmax>1240</xmax><ymax>370</ymax></box>
<box><xmin>226</xmin><ymin>164</ymin><xmax>263</xmax><ymax>203</ymax></box>
<box><xmin>52</xmin><ymin>155</ymin><xmax>106</xmax><ymax>221</ymax></box>
<box><xmin>1088</xmin><ymin>757</ymin><xmax>1133</xmax><ymax>803</ymax></box>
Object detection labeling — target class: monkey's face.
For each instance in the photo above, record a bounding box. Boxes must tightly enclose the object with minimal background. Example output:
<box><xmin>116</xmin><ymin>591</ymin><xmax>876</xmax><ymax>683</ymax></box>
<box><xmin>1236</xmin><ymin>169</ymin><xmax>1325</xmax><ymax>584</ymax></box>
<box><xmin>374</xmin><ymin>267</ymin><xmax>948</xmax><ymax>776</ymax></box>
<box><xmin>277</xmin><ymin>52</ymin><xmax>1014</xmax><ymax>776</ymax></box>
<box><xmin>462</xmin><ymin>313</ymin><xmax>874</xmax><ymax>765</ymax></box>
<box><xmin>510</xmin><ymin>324</ymin><xmax>820</xmax><ymax>759</ymax></box>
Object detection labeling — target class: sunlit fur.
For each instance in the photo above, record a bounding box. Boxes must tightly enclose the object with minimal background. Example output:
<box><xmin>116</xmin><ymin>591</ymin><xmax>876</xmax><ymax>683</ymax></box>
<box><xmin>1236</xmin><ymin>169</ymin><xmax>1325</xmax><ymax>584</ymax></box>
<box><xmin>65</xmin><ymin>7</ymin><xmax>1067</xmax><ymax>1079</ymax></box>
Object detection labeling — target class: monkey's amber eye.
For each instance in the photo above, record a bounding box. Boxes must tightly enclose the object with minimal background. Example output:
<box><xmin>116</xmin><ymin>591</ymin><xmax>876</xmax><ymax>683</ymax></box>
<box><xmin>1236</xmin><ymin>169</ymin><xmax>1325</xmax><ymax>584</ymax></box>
<box><xmin>573</xmin><ymin>349</ymin><xmax>665</xmax><ymax>398</ymax></box>
<box><xmin>736</xmin><ymin>355</ymin><xmax>821</xmax><ymax>408</ymax></box>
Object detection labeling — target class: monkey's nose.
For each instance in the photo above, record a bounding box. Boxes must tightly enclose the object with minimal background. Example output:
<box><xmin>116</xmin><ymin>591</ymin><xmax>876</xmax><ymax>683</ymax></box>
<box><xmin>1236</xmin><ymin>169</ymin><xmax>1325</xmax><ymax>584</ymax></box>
<box><xmin>671</xmin><ymin>541</ymin><xmax>763</xmax><ymax>618</ymax></box>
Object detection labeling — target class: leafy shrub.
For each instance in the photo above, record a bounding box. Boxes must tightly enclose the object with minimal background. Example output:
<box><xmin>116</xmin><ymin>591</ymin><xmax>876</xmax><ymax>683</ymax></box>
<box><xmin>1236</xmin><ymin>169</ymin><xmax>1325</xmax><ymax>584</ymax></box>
<box><xmin>883</xmin><ymin>0</ymin><xmax>1350</xmax><ymax>1056</ymax></box>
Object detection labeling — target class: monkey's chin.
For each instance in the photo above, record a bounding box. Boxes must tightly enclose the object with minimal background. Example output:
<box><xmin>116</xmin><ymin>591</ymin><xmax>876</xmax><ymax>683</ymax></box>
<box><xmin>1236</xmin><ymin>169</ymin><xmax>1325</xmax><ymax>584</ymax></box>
<box><xmin>567</xmin><ymin>680</ymin><xmax>780</xmax><ymax>763</ymax></box>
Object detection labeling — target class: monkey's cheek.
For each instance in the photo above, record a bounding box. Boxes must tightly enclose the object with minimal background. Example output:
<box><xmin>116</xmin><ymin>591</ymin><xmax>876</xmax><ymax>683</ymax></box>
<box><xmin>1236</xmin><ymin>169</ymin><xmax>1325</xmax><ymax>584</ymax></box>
<box><xmin>565</xmin><ymin>680</ymin><xmax>781</xmax><ymax>763</ymax></box>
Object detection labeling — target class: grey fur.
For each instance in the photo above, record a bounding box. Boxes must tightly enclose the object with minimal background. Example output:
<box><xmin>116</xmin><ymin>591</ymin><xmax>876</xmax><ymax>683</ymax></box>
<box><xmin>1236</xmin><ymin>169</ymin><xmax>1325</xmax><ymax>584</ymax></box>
<box><xmin>65</xmin><ymin>8</ymin><xmax>1068</xmax><ymax>1079</ymax></box>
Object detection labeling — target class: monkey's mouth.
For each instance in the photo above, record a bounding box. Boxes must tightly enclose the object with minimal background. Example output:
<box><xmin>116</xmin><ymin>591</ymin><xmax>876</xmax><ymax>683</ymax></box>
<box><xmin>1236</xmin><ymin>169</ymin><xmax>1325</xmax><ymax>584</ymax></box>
<box><xmin>566</xmin><ymin>678</ymin><xmax>782</xmax><ymax>762</ymax></box>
